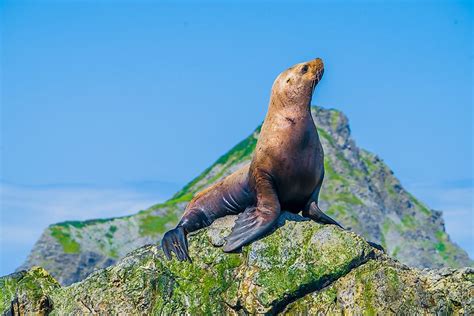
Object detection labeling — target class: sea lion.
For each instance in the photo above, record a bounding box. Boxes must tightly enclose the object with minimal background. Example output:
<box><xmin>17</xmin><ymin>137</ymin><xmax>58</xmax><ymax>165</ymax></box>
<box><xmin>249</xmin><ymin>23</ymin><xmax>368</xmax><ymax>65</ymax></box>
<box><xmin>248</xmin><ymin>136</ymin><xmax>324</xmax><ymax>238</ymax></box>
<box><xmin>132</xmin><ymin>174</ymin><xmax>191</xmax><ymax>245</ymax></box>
<box><xmin>161</xmin><ymin>58</ymin><xmax>342</xmax><ymax>261</ymax></box>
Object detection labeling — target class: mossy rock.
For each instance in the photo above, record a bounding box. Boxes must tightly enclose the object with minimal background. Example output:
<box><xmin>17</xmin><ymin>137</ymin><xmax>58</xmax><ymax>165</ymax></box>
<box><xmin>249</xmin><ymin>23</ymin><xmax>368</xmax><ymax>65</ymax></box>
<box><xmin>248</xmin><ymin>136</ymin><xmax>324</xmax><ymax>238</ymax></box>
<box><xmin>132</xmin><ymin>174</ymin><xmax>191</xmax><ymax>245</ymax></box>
<box><xmin>1</xmin><ymin>213</ymin><xmax>473</xmax><ymax>315</ymax></box>
<box><xmin>284</xmin><ymin>257</ymin><xmax>474</xmax><ymax>315</ymax></box>
<box><xmin>49</xmin><ymin>213</ymin><xmax>375</xmax><ymax>314</ymax></box>
<box><xmin>0</xmin><ymin>266</ymin><xmax>60</xmax><ymax>315</ymax></box>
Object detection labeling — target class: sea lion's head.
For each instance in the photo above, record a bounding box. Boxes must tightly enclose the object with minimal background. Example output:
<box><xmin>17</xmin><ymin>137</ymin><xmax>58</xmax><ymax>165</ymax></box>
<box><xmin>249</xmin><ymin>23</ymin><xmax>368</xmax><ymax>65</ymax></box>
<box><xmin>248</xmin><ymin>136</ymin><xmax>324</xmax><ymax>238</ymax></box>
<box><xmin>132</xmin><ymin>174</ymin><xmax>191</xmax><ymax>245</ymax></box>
<box><xmin>272</xmin><ymin>58</ymin><xmax>324</xmax><ymax>107</ymax></box>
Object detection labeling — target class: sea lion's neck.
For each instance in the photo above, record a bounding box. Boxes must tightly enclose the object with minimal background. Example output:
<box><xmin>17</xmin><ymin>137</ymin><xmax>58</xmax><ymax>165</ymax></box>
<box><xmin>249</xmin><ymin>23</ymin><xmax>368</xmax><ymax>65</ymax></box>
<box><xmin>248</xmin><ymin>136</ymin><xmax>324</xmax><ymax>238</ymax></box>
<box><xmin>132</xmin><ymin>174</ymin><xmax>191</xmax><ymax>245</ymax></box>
<box><xmin>268</xmin><ymin>91</ymin><xmax>312</xmax><ymax>118</ymax></box>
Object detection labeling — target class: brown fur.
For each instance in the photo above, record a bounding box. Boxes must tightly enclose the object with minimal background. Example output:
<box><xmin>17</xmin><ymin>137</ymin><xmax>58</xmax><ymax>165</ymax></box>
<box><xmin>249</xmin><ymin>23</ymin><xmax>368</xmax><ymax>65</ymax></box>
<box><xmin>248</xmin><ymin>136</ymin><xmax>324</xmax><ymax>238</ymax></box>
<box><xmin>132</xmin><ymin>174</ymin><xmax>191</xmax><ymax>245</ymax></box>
<box><xmin>162</xmin><ymin>58</ymin><xmax>342</xmax><ymax>261</ymax></box>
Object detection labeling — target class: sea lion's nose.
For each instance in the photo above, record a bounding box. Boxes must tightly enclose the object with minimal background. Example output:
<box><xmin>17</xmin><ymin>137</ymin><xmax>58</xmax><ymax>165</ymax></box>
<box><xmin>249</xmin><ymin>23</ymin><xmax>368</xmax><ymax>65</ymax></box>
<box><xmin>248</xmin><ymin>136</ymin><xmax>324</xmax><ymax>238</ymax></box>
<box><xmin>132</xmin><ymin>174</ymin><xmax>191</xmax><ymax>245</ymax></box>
<box><xmin>310</xmin><ymin>58</ymin><xmax>324</xmax><ymax>69</ymax></box>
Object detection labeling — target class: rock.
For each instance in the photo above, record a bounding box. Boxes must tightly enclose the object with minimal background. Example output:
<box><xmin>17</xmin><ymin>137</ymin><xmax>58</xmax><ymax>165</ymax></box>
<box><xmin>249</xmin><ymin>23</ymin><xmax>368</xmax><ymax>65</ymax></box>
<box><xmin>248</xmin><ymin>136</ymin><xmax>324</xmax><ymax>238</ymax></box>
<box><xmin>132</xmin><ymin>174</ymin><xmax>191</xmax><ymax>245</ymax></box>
<box><xmin>284</xmin><ymin>256</ymin><xmax>473</xmax><ymax>315</ymax></box>
<box><xmin>0</xmin><ymin>267</ymin><xmax>60</xmax><ymax>315</ymax></box>
<box><xmin>18</xmin><ymin>106</ymin><xmax>472</xmax><ymax>285</ymax></box>
<box><xmin>2</xmin><ymin>213</ymin><xmax>472</xmax><ymax>315</ymax></box>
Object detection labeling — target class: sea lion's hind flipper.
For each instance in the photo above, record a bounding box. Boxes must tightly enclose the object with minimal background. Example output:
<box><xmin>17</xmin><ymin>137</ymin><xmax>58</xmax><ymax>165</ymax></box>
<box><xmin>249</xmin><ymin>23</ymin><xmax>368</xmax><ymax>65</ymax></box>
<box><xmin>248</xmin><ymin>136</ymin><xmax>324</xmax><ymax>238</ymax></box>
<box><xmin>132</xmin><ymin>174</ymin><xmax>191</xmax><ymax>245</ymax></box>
<box><xmin>161</xmin><ymin>226</ymin><xmax>191</xmax><ymax>262</ymax></box>
<box><xmin>223</xmin><ymin>206</ymin><xmax>279</xmax><ymax>253</ymax></box>
<box><xmin>304</xmin><ymin>202</ymin><xmax>344</xmax><ymax>229</ymax></box>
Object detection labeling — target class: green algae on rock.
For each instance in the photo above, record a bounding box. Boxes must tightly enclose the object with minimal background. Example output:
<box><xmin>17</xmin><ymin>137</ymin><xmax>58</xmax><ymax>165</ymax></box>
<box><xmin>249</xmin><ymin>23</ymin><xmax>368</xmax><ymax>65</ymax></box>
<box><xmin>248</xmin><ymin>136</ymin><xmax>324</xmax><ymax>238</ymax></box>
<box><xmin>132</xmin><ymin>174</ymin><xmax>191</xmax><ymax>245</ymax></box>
<box><xmin>0</xmin><ymin>267</ymin><xmax>60</xmax><ymax>315</ymax></box>
<box><xmin>284</xmin><ymin>257</ymin><xmax>474</xmax><ymax>315</ymax></box>
<box><xmin>2</xmin><ymin>213</ymin><xmax>472</xmax><ymax>315</ymax></box>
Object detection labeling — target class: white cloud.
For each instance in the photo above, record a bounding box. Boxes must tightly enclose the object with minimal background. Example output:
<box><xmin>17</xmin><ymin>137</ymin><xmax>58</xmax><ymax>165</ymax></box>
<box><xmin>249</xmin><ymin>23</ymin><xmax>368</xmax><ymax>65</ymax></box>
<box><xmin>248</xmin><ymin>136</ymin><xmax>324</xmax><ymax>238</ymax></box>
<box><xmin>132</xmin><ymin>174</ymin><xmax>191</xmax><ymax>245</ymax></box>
<box><xmin>0</xmin><ymin>182</ymin><xmax>173</xmax><ymax>275</ymax></box>
<box><xmin>1</xmin><ymin>185</ymin><xmax>158</xmax><ymax>233</ymax></box>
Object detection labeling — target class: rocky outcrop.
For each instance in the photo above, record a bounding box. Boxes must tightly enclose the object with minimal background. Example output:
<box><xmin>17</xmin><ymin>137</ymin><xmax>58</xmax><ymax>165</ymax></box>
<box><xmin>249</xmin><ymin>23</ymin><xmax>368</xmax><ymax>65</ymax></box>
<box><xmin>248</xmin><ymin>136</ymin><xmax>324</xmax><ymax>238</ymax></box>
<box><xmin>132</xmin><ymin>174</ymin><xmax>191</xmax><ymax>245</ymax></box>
<box><xmin>18</xmin><ymin>106</ymin><xmax>472</xmax><ymax>285</ymax></box>
<box><xmin>2</xmin><ymin>213</ymin><xmax>473</xmax><ymax>315</ymax></box>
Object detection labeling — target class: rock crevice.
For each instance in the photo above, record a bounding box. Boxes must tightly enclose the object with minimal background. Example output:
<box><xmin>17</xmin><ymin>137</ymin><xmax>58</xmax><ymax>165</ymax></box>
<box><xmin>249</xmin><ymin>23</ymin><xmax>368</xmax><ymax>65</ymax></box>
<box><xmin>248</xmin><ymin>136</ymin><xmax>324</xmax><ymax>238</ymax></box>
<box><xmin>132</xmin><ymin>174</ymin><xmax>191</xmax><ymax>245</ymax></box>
<box><xmin>268</xmin><ymin>249</ymin><xmax>376</xmax><ymax>315</ymax></box>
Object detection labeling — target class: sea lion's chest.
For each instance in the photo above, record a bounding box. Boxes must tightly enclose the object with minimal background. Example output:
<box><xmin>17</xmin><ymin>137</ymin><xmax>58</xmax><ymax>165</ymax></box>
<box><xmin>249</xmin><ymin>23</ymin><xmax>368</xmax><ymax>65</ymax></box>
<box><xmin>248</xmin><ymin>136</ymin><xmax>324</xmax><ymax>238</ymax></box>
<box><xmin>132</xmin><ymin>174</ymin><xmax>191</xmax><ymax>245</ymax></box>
<box><xmin>253</xmin><ymin>114</ymin><xmax>323</xmax><ymax>206</ymax></box>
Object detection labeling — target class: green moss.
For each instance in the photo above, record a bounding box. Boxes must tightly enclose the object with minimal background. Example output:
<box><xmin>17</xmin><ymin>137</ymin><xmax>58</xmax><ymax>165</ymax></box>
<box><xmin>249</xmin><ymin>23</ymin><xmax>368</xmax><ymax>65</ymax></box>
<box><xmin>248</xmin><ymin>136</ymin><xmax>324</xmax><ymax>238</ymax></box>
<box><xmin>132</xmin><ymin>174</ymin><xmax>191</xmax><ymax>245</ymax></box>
<box><xmin>381</xmin><ymin>219</ymin><xmax>393</xmax><ymax>249</ymax></box>
<box><xmin>0</xmin><ymin>267</ymin><xmax>60</xmax><ymax>313</ymax></box>
<box><xmin>154</xmin><ymin>231</ymin><xmax>244</xmax><ymax>315</ymax></box>
<box><xmin>392</xmin><ymin>246</ymin><xmax>401</xmax><ymax>257</ymax></box>
<box><xmin>50</xmin><ymin>226</ymin><xmax>80</xmax><ymax>254</ymax></box>
<box><xmin>407</xmin><ymin>192</ymin><xmax>431</xmax><ymax>216</ymax></box>
<box><xmin>109</xmin><ymin>225</ymin><xmax>117</xmax><ymax>234</ymax></box>
<box><xmin>109</xmin><ymin>248</ymin><xmax>118</xmax><ymax>259</ymax></box>
<box><xmin>382</xmin><ymin>220</ymin><xmax>391</xmax><ymax>234</ymax></box>
<box><xmin>401</xmin><ymin>215</ymin><xmax>416</xmax><ymax>229</ymax></box>
<box><xmin>386</xmin><ymin>267</ymin><xmax>400</xmax><ymax>290</ymax></box>
<box><xmin>355</xmin><ymin>263</ymin><xmax>401</xmax><ymax>312</ymax></box>
<box><xmin>252</xmin><ymin>224</ymin><xmax>372</xmax><ymax>311</ymax></box>
<box><xmin>386</xmin><ymin>184</ymin><xmax>397</xmax><ymax>198</ymax></box>
<box><xmin>317</xmin><ymin>128</ymin><xmax>336</xmax><ymax>147</ymax></box>
<box><xmin>353</xmin><ymin>261</ymin><xmax>377</xmax><ymax>315</ymax></box>
<box><xmin>326</xmin><ymin>204</ymin><xmax>347</xmax><ymax>217</ymax></box>
<box><xmin>360</xmin><ymin>151</ymin><xmax>378</xmax><ymax>174</ymax></box>
<box><xmin>53</xmin><ymin>217</ymin><xmax>131</xmax><ymax>228</ymax></box>
<box><xmin>324</xmin><ymin>286</ymin><xmax>338</xmax><ymax>304</ymax></box>
<box><xmin>54</xmin><ymin>219</ymin><xmax>107</xmax><ymax>228</ymax></box>
<box><xmin>105</xmin><ymin>225</ymin><xmax>118</xmax><ymax>240</ymax></box>
<box><xmin>380</xmin><ymin>234</ymin><xmax>387</xmax><ymax>250</ymax></box>
<box><xmin>138</xmin><ymin>211</ymin><xmax>179</xmax><ymax>236</ymax></box>
<box><xmin>335</xmin><ymin>153</ymin><xmax>364</xmax><ymax>179</ymax></box>
<box><xmin>334</xmin><ymin>192</ymin><xmax>363</xmax><ymax>205</ymax></box>
<box><xmin>330</xmin><ymin>111</ymin><xmax>340</xmax><ymax>130</ymax></box>
<box><xmin>165</xmin><ymin>192</ymin><xmax>194</xmax><ymax>205</ymax></box>
<box><xmin>434</xmin><ymin>230</ymin><xmax>452</xmax><ymax>262</ymax></box>
<box><xmin>324</xmin><ymin>160</ymin><xmax>348</xmax><ymax>185</ymax></box>
<box><xmin>434</xmin><ymin>231</ymin><xmax>448</xmax><ymax>254</ymax></box>
<box><xmin>383</xmin><ymin>216</ymin><xmax>416</xmax><ymax>235</ymax></box>
<box><xmin>435</xmin><ymin>230</ymin><xmax>445</xmax><ymax>240</ymax></box>
<box><xmin>350</xmin><ymin>168</ymin><xmax>364</xmax><ymax>179</ymax></box>
<box><xmin>435</xmin><ymin>242</ymin><xmax>446</xmax><ymax>253</ymax></box>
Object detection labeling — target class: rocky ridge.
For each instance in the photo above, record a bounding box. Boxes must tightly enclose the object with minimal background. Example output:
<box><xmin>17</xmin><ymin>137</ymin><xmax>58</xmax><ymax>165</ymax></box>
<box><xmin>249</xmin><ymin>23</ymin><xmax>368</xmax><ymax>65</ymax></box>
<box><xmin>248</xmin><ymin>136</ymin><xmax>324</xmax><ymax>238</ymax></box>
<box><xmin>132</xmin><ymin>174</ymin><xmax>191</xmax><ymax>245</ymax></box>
<box><xmin>18</xmin><ymin>106</ymin><xmax>472</xmax><ymax>285</ymax></box>
<box><xmin>2</xmin><ymin>213</ymin><xmax>473</xmax><ymax>315</ymax></box>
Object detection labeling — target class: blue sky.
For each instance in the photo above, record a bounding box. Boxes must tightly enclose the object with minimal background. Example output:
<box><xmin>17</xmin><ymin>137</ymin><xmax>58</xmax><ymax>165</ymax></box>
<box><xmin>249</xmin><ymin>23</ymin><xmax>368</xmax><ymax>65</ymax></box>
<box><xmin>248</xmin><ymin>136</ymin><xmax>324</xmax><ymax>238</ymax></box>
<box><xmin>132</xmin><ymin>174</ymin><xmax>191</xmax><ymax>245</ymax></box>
<box><xmin>1</xmin><ymin>1</ymin><xmax>472</xmax><ymax>275</ymax></box>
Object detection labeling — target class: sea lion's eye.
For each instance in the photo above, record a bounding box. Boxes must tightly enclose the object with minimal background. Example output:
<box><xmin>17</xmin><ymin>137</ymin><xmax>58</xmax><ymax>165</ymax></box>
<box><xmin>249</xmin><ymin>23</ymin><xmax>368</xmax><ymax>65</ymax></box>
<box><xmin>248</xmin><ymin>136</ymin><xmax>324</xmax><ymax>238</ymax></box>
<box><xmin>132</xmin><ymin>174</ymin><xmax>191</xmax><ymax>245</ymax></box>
<box><xmin>301</xmin><ymin>65</ymin><xmax>309</xmax><ymax>74</ymax></box>
<box><xmin>286</xmin><ymin>78</ymin><xmax>291</xmax><ymax>83</ymax></box>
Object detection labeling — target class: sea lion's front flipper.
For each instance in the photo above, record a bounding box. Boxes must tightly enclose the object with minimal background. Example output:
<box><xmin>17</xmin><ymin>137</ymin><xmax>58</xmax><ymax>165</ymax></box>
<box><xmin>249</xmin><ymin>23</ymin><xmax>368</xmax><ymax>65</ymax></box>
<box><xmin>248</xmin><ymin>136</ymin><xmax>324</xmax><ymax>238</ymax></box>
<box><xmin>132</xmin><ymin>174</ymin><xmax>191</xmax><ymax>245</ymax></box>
<box><xmin>223</xmin><ymin>206</ymin><xmax>280</xmax><ymax>252</ymax></box>
<box><xmin>223</xmin><ymin>173</ymin><xmax>281</xmax><ymax>252</ymax></box>
<box><xmin>161</xmin><ymin>226</ymin><xmax>191</xmax><ymax>262</ymax></box>
<box><xmin>162</xmin><ymin>165</ymin><xmax>254</xmax><ymax>261</ymax></box>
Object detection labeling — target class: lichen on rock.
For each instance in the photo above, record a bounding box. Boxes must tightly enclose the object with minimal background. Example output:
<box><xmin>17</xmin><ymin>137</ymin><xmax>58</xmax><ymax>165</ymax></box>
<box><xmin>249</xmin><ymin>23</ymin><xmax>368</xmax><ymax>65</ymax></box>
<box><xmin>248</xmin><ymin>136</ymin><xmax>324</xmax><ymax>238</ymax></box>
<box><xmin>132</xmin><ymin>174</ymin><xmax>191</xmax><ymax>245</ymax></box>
<box><xmin>284</xmin><ymin>257</ymin><xmax>474</xmax><ymax>315</ymax></box>
<box><xmin>0</xmin><ymin>266</ymin><xmax>60</xmax><ymax>315</ymax></box>
<box><xmin>1</xmin><ymin>212</ymin><xmax>472</xmax><ymax>315</ymax></box>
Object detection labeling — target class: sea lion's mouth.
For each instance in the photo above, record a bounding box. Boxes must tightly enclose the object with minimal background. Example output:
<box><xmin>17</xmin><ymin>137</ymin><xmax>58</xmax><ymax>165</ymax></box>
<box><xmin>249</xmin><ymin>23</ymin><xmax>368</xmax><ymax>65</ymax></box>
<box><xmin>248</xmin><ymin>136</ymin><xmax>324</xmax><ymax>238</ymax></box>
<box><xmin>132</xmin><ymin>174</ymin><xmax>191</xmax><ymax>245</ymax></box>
<box><xmin>308</xmin><ymin>58</ymin><xmax>324</xmax><ymax>93</ymax></box>
<box><xmin>316</xmin><ymin>67</ymin><xmax>324</xmax><ymax>82</ymax></box>
<box><xmin>311</xmin><ymin>68</ymin><xmax>324</xmax><ymax>92</ymax></box>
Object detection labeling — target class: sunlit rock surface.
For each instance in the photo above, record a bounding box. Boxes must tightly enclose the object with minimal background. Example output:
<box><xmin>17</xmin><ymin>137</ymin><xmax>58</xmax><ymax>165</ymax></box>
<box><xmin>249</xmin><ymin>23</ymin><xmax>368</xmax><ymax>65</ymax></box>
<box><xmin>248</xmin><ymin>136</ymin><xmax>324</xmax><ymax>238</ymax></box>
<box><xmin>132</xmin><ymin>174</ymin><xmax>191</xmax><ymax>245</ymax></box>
<box><xmin>2</xmin><ymin>213</ymin><xmax>472</xmax><ymax>315</ymax></box>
